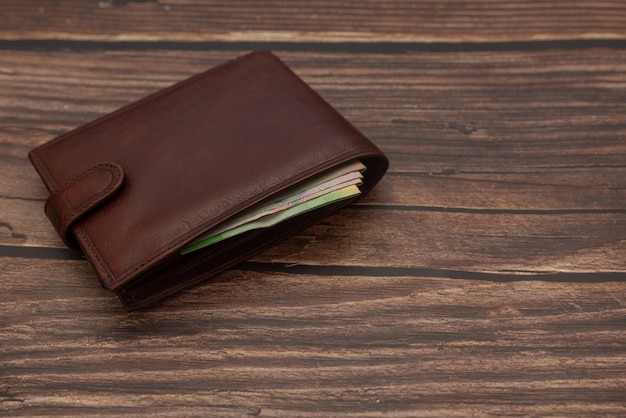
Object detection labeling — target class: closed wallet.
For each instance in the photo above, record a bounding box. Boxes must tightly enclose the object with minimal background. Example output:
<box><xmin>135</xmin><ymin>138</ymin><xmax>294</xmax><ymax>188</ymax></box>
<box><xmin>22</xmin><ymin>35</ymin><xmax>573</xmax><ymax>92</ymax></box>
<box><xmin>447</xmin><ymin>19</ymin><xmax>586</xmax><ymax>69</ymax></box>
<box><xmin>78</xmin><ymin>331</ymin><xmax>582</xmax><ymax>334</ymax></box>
<box><xmin>28</xmin><ymin>51</ymin><xmax>389</xmax><ymax>310</ymax></box>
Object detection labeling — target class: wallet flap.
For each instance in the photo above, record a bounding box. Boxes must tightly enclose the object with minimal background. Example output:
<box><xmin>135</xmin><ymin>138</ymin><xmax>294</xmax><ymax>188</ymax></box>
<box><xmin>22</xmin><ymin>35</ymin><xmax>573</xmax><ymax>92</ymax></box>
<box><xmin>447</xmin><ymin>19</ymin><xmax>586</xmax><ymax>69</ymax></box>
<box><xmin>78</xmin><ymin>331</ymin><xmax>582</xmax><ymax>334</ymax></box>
<box><xmin>44</xmin><ymin>163</ymin><xmax>124</xmax><ymax>249</ymax></box>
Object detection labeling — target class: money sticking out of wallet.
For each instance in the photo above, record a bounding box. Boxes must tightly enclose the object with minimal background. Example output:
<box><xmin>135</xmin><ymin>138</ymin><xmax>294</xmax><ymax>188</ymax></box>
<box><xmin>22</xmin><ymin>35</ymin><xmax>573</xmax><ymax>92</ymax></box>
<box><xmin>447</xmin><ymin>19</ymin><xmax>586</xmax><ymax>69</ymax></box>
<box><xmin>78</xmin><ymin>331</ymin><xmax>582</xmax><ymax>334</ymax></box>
<box><xmin>180</xmin><ymin>160</ymin><xmax>366</xmax><ymax>255</ymax></box>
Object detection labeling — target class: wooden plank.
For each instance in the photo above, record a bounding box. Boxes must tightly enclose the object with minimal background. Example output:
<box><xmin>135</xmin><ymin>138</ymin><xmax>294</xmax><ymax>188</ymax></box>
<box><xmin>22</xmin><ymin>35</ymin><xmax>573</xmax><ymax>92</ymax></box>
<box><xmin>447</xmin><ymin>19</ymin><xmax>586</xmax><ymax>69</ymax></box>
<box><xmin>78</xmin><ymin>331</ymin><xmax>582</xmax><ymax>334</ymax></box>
<box><xmin>3</xmin><ymin>194</ymin><xmax>625</xmax><ymax>273</ymax></box>
<box><xmin>1</xmin><ymin>3</ymin><xmax>626</xmax><ymax>414</ymax></box>
<box><xmin>2</xmin><ymin>48</ymin><xmax>625</xmax><ymax>276</ymax></box>
<box><xmin>2</xmin><ymin>49</ymin><xmax>625</xmax><ymax>197</ymax></box>
<box><xmin>2</xmin><ymin>1</ymin><xmax>626</xmax><ymax>43</ymax></box>
<box><xmin>2</xmin><ymin>257</ymin><xmax>625</xmax><ymax>416</ymax></box>
<box><xmin>2</xmin><ymin>49</ymin><xmax>624</xmax><ymax>273</ymax></box>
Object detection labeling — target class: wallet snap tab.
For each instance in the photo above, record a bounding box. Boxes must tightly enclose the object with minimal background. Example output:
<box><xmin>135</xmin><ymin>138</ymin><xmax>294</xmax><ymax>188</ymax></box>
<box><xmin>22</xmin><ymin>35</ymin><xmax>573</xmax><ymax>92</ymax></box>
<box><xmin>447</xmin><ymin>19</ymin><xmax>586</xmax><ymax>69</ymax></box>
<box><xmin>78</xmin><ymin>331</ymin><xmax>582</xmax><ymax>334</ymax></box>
<box><xmin>45</xmin><ymin>162</ymin><xmax>124</xmax><ymax>249</ymax></box>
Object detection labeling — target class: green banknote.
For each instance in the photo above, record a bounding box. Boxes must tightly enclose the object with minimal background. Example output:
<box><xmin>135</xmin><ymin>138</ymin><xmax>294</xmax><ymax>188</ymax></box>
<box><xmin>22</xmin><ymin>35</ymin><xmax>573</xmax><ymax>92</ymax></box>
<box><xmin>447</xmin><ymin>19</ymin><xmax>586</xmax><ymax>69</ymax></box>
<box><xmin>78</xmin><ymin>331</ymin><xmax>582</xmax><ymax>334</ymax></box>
<box><xmin>180</xmin><ymin>184</ymin><xmax>361</xmax><ymax>255</ymax></box>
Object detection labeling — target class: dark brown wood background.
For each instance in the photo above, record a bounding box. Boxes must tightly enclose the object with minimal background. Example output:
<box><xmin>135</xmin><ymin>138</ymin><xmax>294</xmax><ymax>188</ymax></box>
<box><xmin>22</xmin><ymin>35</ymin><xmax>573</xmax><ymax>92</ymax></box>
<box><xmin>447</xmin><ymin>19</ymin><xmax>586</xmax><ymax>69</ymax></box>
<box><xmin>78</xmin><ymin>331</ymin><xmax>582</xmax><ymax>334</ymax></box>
<box><xmin>1</xmin><ymin>1</ymin><xmax>625</xmax><ymax>416</ymax></box>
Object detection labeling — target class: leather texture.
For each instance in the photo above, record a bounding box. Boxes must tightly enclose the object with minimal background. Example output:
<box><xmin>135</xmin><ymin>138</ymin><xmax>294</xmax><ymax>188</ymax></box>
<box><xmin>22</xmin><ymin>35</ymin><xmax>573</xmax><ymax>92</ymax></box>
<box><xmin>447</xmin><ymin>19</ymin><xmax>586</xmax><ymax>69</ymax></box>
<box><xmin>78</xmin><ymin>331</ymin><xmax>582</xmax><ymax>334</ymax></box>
<box><xmin>29</xmin><ymin>51</ymin><xmax>389</xmax><ymax>310</ymax></box>
<box><xmin>44</xmin><ymin>163</ymin><xmax>124</xmax><ymax>249</ymax></box>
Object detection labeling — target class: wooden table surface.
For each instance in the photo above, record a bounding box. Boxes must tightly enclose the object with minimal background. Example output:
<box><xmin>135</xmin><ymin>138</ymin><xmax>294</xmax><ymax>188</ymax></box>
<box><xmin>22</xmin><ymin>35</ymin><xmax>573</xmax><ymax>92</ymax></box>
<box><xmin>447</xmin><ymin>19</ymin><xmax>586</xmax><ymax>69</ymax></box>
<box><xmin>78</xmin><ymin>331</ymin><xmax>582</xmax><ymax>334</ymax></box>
<box><xmin>1</xmin><ymin>1</ymin><xmax>625</xmax><ymax>416</ymax></box>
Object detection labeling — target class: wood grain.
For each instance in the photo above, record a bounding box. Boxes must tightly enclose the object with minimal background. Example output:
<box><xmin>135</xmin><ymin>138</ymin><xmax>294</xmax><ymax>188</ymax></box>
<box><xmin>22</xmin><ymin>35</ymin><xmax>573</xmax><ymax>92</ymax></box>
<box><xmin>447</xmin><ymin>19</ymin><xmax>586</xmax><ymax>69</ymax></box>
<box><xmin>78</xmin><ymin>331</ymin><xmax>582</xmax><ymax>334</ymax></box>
<box><xmin>2</xmin><ymin>49</ymin><xmax>625</xmax><ymax>272</ymax></box>
<box><xmin>1</xmin><ymin>1</ymin><xmax>625</xmax><ymax>416</ymax></box>
<box><xmin>2</xmin><ymin>0</ymin><xmax>626</xmax><ymax>43</ymax></box>
<box><xmin>3</xmin><ymin>49</ymin><xmax>625</xmax><ymax>204</ymax></box>
<box><xmin>2</xmin><ymin>257</ymin><xmax>626</xmax><ymax>416</ymax></box>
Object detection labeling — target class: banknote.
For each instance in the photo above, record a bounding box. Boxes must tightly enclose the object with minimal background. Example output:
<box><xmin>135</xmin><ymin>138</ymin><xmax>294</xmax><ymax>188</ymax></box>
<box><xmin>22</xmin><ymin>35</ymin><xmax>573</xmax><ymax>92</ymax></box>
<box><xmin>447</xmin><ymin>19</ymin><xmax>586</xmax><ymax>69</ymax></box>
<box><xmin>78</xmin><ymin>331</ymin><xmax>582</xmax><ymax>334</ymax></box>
<box><xmin>181</xmin><ymin>161</ymin><xmax>365</xmax><ymax>254</ymax></box>
<box><xmin>181</xmin><ymin>184</ymin><xmax>361</xmax><ymax>254</ymax></box>
<box><xmin>205</xmin><ymin>170</ymin><xmax>363</xmax><ymax>237</ymax></box>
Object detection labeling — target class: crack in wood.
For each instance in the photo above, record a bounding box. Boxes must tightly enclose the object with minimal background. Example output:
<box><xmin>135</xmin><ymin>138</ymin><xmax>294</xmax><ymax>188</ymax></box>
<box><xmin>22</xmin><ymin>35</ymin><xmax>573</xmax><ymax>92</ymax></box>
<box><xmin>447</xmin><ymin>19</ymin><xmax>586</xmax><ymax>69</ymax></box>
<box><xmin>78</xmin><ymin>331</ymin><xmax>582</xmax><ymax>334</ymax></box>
<box><xmin>0</xmin><ymin>39</ymin><xmax>624</xmax><ymax>53</ymax></box>
<box><xmin>0</xmin><ymin>244</ymin><xmax>622</xmax><ymax>282</ymax></box>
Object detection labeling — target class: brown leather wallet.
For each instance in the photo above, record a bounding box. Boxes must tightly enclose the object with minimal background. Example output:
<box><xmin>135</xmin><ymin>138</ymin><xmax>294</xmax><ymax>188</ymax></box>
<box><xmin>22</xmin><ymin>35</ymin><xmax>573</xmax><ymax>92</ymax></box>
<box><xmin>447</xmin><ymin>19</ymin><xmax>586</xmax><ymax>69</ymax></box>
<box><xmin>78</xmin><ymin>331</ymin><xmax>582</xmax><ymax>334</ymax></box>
<box><xmin>28</xmin><ymin>51</ymin><xmax>388</xmax><ymax>310</ymax></box>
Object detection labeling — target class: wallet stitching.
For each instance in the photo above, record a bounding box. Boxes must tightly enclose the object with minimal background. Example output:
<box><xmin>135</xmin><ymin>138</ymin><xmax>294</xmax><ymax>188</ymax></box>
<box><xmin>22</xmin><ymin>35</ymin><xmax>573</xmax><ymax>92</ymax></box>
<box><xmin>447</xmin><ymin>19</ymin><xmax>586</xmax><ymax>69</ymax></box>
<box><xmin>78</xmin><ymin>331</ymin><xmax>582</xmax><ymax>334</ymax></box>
<box><xmin>62</xmin><ymin>163</ymin><xmax>122</xmax><ymax>228</ymax></box>
<box><xmin>70</xmin><ymin>165</ymin><xmax>123</xmax><ymax>289</ymax></box>
<box><xmin>75</xmin><ymin>226</ymin><xmax>116</xmax><ymax>286</ymax></box>
<box><xmin>32</xmin><ymin>152</ymin><xmax>125</xmax><ymax>264</ymax></box>
<box><xmin>45</xmin><ymin>163</ymin><xmax>118</xmax><ymax>216</ymax></box>
<box><xmin>30</xmin><ymin>151</ymin><xmax>58</xmax><ymax>192</ymax></box>
<box><xmin>45</xmin><ymin>164</ymin><xmax>123</xmax><ymax>241</ymax></box>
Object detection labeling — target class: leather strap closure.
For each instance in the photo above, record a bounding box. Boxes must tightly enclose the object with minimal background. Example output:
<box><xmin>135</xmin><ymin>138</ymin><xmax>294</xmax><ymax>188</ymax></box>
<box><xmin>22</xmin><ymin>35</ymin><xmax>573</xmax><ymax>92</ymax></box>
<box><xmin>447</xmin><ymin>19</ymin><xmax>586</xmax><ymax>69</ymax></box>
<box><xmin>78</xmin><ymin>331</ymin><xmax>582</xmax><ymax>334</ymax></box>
<box><xmin>45</xmin><ymin>163</ymin><xmax>124</xmax><ymax>249</ymax></box>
